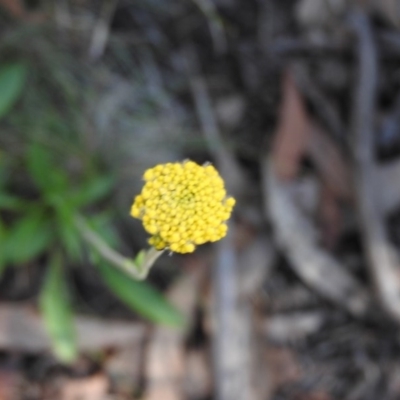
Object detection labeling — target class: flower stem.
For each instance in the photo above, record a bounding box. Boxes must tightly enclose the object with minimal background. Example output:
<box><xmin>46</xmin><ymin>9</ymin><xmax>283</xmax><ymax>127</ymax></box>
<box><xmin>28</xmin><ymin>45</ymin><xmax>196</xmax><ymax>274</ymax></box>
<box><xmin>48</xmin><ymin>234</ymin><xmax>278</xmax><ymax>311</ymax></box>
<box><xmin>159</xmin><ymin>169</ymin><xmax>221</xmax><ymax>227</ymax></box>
<box><xmin>74</xmin><ymin>215</ymin><xmax>163</xmax><ymax>280</ymax></box>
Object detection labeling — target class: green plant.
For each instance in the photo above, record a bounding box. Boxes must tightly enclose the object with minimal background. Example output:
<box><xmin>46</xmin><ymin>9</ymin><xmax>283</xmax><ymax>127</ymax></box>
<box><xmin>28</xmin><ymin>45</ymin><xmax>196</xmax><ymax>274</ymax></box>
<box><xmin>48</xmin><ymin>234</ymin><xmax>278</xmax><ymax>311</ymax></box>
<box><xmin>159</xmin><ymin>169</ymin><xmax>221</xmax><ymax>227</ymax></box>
<box><xmin>0</xmin><ymin>61</ymin><xmax>184</xmax><ymax>364</ymax></box>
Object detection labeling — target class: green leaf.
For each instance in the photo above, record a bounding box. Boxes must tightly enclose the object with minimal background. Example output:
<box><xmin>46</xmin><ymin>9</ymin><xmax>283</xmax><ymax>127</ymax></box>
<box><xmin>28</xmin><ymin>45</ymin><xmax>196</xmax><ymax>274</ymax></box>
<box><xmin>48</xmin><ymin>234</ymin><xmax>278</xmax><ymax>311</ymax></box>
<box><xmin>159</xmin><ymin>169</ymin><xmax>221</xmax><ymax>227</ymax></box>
<box><xmin>0</xmin><ymin>192</ymin><xmax>27</xmax><ymax>210</ymax></box>
<box><xmin>6</xmin><ymin>211</ymin><xmax>53</xmax><ymax>264</ymax></box>
<box><xmin>0</xmin><ymin>161</ymin><xmax>7</xmax><ymax>188</ymax></box>
<box><xmin>68</xmin><ymin>175</ymin><xmax>115</xmax><ymax>208</ymax></box>
<box><xmin>0</xmin><ymin>63</ymin><xmax>28</xmax><ymax>120</ymax></box>
<box><xmin>27</xmin><ymin>144</ymin><xmax>68</xmax><ymax>194</ymax></box>
<box><xmin>88</xmin><ymin>248</ymin><xmax>101</xmax><ymax>265</ymax></box>
<box><xmin>52</xmin><ymin>200</ymin><xmax>82</xmax><ymax>261</ymax></box>
<box><xmin>96</xmin><ymin>262</ymin><xmax>185</xmax><ymax>327</ymax></box>
<box><xmin>0</xmin><ymin>219</ymin><xmax>7</xmax><ymax>274</ymax></box>
<box><xmin>40</xmin><ymin>254</ymin><xmax>77</xmax><ymax>363</ymax></box>
<box><xmin>57</xmin><ymin>219</ymin><xmax>82</xmax><ymax>262</ymax></box>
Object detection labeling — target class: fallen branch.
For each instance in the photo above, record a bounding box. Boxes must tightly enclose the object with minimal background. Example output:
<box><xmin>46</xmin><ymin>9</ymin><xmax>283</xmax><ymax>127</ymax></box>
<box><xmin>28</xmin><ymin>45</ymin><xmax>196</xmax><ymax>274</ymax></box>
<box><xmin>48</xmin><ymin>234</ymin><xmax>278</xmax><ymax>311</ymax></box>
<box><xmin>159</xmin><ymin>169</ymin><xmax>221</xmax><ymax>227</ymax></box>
<box><xmin>263</xmin><ymin>158</ymin><xmax>369</xmax><ymax>316</ymax></box>
<box><xmin>350</xmin><ymin>10</ymin><xmax>400</xmax><ymax>323</ymax></box>
<box><xmin>185</xmin><ymin>48</ymin><xmax>266</xmax><ymax>400</ymax></box>
<box><xmin>144</xmin><ymin>268</ymin><xmax>204</xmax><ymax>400</ymax></box>
<box><xmin>0</xmin><ymin>305</ymin><xmax>145</xmax><ymax>352</ymax></box>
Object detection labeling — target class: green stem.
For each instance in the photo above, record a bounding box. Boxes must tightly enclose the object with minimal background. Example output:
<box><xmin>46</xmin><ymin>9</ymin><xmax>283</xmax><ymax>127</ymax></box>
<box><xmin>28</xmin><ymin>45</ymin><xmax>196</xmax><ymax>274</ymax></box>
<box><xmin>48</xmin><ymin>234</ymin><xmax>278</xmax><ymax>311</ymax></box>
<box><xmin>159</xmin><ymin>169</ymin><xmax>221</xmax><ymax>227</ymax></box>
<box><xmin>74</xmin><ymin>215</ymin><xmax>163</xmax><ymax>280</ymax></box>
<box><xmin>138</xmin><ymin>246</ymin><xmax>165</xmax><ymax>276</ymax></box>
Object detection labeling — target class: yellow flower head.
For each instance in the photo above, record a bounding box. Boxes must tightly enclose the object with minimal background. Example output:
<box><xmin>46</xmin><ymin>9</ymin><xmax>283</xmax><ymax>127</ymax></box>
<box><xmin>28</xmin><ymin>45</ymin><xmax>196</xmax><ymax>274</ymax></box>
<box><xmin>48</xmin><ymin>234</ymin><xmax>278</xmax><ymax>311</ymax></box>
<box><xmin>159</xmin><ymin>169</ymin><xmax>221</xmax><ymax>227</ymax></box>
<box><xmin>130</xmin><ymin>161</ymin><xmax>235</xmax><ymax>254</ymax></box>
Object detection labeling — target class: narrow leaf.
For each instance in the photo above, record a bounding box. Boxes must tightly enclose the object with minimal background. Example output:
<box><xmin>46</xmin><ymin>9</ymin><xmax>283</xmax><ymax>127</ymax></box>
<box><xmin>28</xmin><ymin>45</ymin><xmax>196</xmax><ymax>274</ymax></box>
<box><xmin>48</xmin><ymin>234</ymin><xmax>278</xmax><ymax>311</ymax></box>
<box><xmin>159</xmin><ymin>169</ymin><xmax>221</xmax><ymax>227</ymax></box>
<box><xmin>53</xmin><ymin>202</ymin><xmax>82</xmax><ymax>261</ymax></box>
<box><xmin>97</xmin><ymin>262</ymin><xmax>184</xmax><ymax>327</ymax></box>
<box><xmin>40</xmin><ymin>254</ymin><xmax>77</xmax><ymax>363</ymax></box>
<box><xmin>68</xmin><ymin>175</ymin><xmax>115</xmax><ymax>208</ymax></box>
<box><xmin>6</xmin><ymin>211</ymin><xmax>53</xmax><ymax>264</ymax></box>
<box><xmin>27</xmin><ymin>144</ymin><xmax>68</xmax><ymax>194</ymax></box>
<box><xmin>0</xmin><ymin>219</ymin><xmax>7</xmax><ymax>275</ymax></box>
<box><xmin>0</xmin><ymin>63</ymin><xmax>28</xmax><ymax>120</ymax></box>
<box><xmin>0</xmin><ymin>192</ymin><xmax>27</xmax><ymax>210</ymax></box>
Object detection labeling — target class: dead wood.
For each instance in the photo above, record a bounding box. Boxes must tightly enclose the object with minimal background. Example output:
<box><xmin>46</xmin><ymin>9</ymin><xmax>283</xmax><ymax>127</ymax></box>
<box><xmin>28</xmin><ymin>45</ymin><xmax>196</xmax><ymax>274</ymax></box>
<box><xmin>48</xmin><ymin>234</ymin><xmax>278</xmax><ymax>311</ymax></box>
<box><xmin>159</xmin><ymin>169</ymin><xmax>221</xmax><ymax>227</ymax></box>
<box><xmin>263</xmin><ymin>158</ymin><xmax>369</xmax><ymax>316</ymax></box>
<box><xmin>265</xmin><ymin>312</ymin><xmax>324</xmax><ymax>343</ymax></box>
<box><xmin>237</xmin><ymin>233</ymin><xmax>274</xmax><ymax>297</ymax></box>
<box><xmin>184</xmin><ymin>47</ymin><xmax>270</xmax><ymax>400</ymax></box>
<box><xmin>60</xmin><ymin>374</ymin><xmax>109</xmax><ymax>400</ymax></box>
<box><xmin>350</xmin><ymin>10</ymin><xmax>400</xmax><ymax>323</ymax></box>
<box><xmin>144</xmin><ymin>268</ymin><xmax>204</xmax><ymax>400</ymax></box>
<box><xmin>0</xmin><ymin>305</ymin><xmax>146</xmax><ymax>353</ymax></box>
<box><xmin>376</xmin><ymin>159</ymin><xmax>400</xmax><ymax>214</ymax></box>
<box><xmin>212</xmin><ymin>233</ymin><xmax>252</xmax><ymax>400</ymax></box>
<box><xmin>306</xmin><ymin>120</ymin><xmax>400</xmax><ymax>214</ymax></box>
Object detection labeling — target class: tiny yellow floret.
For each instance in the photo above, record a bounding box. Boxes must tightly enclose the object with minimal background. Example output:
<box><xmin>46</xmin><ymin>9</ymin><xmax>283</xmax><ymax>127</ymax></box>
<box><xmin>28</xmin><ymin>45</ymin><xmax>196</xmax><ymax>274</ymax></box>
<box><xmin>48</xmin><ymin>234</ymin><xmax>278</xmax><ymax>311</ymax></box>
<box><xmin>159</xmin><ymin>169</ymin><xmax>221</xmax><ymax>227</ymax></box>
<box><xmin>130</xmin><ymin>160</ymin><xmax>235</xmax><ymax>254</ymax></box>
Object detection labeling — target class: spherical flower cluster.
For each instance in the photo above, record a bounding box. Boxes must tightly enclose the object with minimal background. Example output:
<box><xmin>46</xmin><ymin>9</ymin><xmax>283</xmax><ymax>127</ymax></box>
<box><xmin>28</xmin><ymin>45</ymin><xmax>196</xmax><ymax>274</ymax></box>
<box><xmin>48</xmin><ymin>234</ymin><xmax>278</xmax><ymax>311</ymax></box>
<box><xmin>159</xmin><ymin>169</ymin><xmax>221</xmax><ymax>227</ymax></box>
<box><xmin>130</xmin><ymin>161</ymin><xmax>235</xmax><ymax>254</ymax></box>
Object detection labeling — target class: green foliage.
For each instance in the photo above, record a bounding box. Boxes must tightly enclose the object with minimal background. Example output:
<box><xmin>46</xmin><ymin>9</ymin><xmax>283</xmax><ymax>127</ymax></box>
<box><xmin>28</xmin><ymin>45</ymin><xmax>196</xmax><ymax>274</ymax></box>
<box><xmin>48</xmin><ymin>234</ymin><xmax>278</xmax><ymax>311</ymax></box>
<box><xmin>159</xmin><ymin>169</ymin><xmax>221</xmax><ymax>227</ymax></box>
<box><xmin>0</xmin><ymin>219</ymin><xmax>7</xmax><ymax>273</ymax></box>
<box><xmin>1</xmin><ymin>141</ymin><xmax>183</xmax><ymax>359</ymax></box>
<box><xmin>27</xmin><ymin>144</ymin><xmax>68</xmax><ymax>194</ymax></box>
<box><xmin>97</xmin><ymin>262</ymin><xmax>184</xmax><ymax>327</ymax></box>
<box><xmin>0</xmin><ymin>54</ymin><xmax>183</xmax><ymax>364</ymax></box>
<box><xmin>68</xmin><ymin>175</ymin><xmax>115</xmax><ymax>209</ymax></box>
<box><xmin>0</xmin><ymin>193</ymin><xmax>26</xmax><ymax>211</ymax></box>
<box><xmin>4</xmin><ymin>210</ymin><xmax>53</xmax><ymax>264</ymax></box>
<box><xmin>40</xmin><ymin>254</ymin><xmax>77</xmax><ymax>363</ymax></box>
<box><xmin>0</xmin><ymin>63</ymin><xmax>28</xmax><ymax>119</ymax></box>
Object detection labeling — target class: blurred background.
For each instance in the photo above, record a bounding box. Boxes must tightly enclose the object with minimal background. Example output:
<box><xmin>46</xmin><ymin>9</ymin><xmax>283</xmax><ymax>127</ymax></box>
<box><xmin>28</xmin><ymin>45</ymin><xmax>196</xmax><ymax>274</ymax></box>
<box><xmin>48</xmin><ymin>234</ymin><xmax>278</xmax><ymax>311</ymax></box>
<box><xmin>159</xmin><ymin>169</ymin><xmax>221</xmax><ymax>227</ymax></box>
<box><xmin>2</xmin><ymin>0</ymin><xmax>400</xmax><ymax>399</ymax></box>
